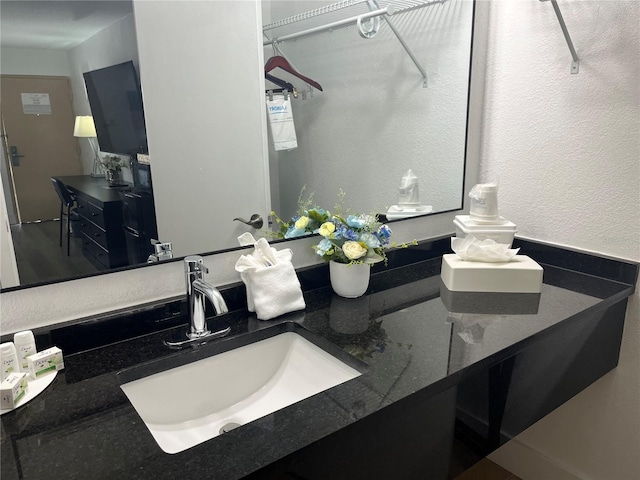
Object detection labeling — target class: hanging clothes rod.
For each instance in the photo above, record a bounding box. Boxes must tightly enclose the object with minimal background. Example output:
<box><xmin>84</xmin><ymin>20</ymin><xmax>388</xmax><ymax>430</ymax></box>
<box><xmin>262</xmin><ymin>6</ymin><xmax>395</xmax><ymax>45</ymax></box>
<box><xmin>541</xmin><ymin>0</ymin><xmax>579</xmax><ymax>74</ymax></box>
<box><xmin>263</xmin><ymin>0</ymin><xmax>442</xmax><ymax>87</ymax></box>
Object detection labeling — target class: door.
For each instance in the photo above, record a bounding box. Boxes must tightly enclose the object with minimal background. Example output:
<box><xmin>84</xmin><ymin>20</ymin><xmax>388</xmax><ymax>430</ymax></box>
<box><xmin>1</xmin><ymin>75</ymin><xmax>83</xmax><ymax>222</ymax></box>
<box><xmin>133</xmin><ymin>0</ymin><xmax>272</xmax><ymax>256</ymax></box>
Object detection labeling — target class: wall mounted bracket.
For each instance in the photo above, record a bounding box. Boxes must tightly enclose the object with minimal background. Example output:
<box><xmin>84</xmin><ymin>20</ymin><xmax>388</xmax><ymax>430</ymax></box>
<box><xmin>541</xmin><ymin>0</ymin><xmax>580</xmax><ymax>74</ymax></box>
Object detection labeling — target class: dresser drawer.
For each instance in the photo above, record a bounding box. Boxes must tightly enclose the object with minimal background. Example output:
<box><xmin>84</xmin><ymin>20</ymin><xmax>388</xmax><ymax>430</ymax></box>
<box><xmin>90</xmin><ymin>223</ymin><xmax>108</xmax><ymax>250</ymax></box>
<box><xmin>91</xmin><ymin>242</ymin><xmax>110</xmax><ymax>269</ymax></box>
<box><xmin>81</xmin><ymin>233</ymin><xmax>111</xmax><ymax>269</ymax></box>
<box><xmin>79</xmin><ymin>220</ymin><xmax>108</xmax><ymax>250</ymax></box>
<box><xmin>86</xmin><ymin>202</ymin><xmax>105</xmax><ymax>229</ymax></box>
<box><xmin>76</xmin><ymin>198</ymin><xmax>105</xmax><ymax>229</ymax></box>
<box><xmin>76</xmin><ymin>198</ymin><xmax>91</xmax><ymax>218</ymax></box>
<box><xmin>69</xmin><ymin>181</ymin><xmax>128</xmax><ymax>269</ymax></box>
<box><xmin>78</xmin><ymin>218</ymin><xmax>92</xmax><ymax>238</ymax></box>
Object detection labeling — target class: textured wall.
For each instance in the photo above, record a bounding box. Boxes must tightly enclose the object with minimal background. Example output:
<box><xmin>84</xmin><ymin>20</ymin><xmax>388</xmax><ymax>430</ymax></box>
<box><xmin>480</xmin><ymin>0</ymin><xmax>639</xmax><ymax>259</ymax></box>
<box><xmin>481</xmin><ymin>1</ymin><xmax>640</xmax><ymax>479</ymax></box>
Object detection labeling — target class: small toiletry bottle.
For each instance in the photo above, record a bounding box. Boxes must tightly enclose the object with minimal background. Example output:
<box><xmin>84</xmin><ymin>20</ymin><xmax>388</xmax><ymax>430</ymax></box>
<box><xmin>0</xmin><ymin>343</ymin><xmax>20</xmax><ymax>382</ymax></box>
<box><xmin>14</xmin><ymin>331</ymin><xmax>37</xmax><ymax>372</ymax></box>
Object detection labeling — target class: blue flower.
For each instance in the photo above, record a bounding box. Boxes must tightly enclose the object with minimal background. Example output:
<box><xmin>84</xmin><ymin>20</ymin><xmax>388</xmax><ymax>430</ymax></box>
<box><xmin>285</xmin><ymin>226</ymin><xmax>306</xmax><ymax>239</ymax></box>
<box><xmin>316</xmin><ymin>238</ymin><xmax>332</xmax><ymax>256</ymax></box>
<box><xmin>343</xmin><ymin>228</ymin><xmax>359</xmax><ymax>241</ymax></box>
<box><xmin>376</xmin><ymin>225</ymin><xmax>392</xmax><ymax>245</ymax></box>
<box><xmin>346</xmin><ymin>215</ymin><xmax>366</xmax><ymax>229</ymax></box>
<box><xmin>360</xmin><ymin>232</ymin><xmax>381</xmax><ymax>249</ymax></box>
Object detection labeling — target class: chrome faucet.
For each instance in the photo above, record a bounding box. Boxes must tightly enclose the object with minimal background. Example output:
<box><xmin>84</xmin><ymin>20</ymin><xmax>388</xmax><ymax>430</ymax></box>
<box><xmin>165</xmin><ymin>255</ymin><xmax>230</xmax><ymax>348</ymax></box>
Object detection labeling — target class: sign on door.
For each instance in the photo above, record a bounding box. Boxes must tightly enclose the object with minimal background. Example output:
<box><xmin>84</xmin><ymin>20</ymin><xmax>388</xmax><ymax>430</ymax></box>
<box><xmin>21</xmin><ymin>93</ymin><xmax>52</xmax><ymax>115</ymax></box>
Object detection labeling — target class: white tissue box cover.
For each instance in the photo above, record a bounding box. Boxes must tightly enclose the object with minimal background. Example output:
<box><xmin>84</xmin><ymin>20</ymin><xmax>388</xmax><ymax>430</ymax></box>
<box><xmin>454</xmin><ymin>215</ymin><xmax>517</xmax><ymax>247</ymax></box>
<box><xmin>441</xmin><ymin>254</ymin><xmax>543</xmax><ymax>293</ymax></box>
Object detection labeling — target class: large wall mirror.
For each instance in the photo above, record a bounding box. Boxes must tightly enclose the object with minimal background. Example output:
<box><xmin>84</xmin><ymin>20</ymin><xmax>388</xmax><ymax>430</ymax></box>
<box><xmin>0</xmin><ymin>0</ymin><xmax>474</xmax><ymax>291</ymax></box>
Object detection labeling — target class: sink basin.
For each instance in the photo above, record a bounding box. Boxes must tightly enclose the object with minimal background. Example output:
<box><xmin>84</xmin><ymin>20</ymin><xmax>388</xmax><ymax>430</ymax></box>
<box><xmin>118</xmin><ymin>325</ymin><xmax>362</xmax><ymax>454</ymax></box>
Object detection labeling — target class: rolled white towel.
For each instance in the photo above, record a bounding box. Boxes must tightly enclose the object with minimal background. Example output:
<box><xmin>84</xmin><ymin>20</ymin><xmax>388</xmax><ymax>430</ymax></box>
<box><xmin>245</xmin><ymin>261</ymin><xmax>305</xmax><ymax>320</ymax></box>
<box><xmin>235</xmin><ymin>246</ymin><xmax>304</xmax><ymax>320</ymax></box>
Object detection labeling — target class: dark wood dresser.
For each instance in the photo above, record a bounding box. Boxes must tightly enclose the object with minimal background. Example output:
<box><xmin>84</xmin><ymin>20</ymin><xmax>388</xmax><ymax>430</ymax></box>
<box><xmin>58</xmin><ymin>175</ymin><xmax>129</xmax><ymax>269</ymax></box>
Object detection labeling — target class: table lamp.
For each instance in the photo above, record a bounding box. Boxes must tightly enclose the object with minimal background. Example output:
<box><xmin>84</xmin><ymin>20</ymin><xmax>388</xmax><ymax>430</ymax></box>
<box><xmin>73</xmin><ymin>116</ymin><xmax>102</xmax><ymax>177</ymax></box>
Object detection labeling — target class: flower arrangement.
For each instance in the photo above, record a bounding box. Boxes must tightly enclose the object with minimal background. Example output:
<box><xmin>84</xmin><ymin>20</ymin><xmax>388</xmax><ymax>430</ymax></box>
<box><xmin>100</xmin><ymin>155</ymin><xmax>127</xmax><ymax>172</ymax></box>
<box><xmin>313</xmin><ymin>213</ymin><xmax>392</xmax><ymax>265</ymax></box>
<box><xmin>271</xmin><ymin>189</ymin><xmax>411</xmax><ymax>266</ymax></box>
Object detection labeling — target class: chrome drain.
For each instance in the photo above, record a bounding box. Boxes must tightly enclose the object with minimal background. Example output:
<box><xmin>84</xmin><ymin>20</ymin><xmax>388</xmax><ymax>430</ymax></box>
<box><xmin>219</xmin><ymin>422</ymin><xmax>242</xmax><ymax>434</ymax></box>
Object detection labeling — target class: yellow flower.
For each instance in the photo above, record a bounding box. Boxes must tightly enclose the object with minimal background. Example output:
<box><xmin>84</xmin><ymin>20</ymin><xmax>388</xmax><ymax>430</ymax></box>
<box><xmin>343</xmin><ymin>241</ymin><xmax>367</xmax><ymax>260</ymax></box>
<box><xmin>319</xmin><ymin>222</ymin><xmax>336</xmax><ymax>237</ymax></box>
<box><xmin>295</xmin><ymin>216</ymin><xmax>310</xmax><ymax>230</ymax></box>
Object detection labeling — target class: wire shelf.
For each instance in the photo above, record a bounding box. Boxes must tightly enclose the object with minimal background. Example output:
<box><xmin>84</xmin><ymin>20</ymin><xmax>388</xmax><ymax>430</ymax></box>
<box><xmin>263</xmin><ymin>0</ymin><xmax>448</xmax><ymax>35</ymax></box>
<box><xmin>263</xmin><ymin>0</ymin><xmax>450</xmax><ymax>88</ymax></box>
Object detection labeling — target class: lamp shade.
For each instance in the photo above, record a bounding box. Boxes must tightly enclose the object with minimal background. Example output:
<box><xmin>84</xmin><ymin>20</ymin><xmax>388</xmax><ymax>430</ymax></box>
<box><xmin>73</xmin><ymin>115</ymin><xmax>97</xmax><ymax>138</ymax></box>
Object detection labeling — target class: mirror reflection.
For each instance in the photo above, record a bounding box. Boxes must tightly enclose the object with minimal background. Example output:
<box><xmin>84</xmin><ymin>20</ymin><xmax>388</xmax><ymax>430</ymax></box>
<box><xmin>0</xmin><ymin>0</ymin><xmax>473</xmax><ymax>290</ymax></box>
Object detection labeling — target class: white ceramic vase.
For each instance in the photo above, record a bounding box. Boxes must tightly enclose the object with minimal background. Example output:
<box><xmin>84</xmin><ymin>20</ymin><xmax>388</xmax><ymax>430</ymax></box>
<box><xmin>329</xmin><ymin>260</ymin><xmax>371</xmax><ymax>298</ymax></box>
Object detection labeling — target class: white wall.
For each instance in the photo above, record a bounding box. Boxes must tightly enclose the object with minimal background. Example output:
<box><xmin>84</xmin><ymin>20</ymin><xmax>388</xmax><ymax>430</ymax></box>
<box><xmin>0</xmin><ymin>47</ymin><xmax>71</xmax><ymax>76</ymax></box>
<box><xmin>481</xmin><ymin>1</ymin><xmax>640</xmax><ymax>479</ymax></box>
<box><xmin>265</xmin><ymin>0</ymin><xmax>472</xmax><ymax>219</ymax></box>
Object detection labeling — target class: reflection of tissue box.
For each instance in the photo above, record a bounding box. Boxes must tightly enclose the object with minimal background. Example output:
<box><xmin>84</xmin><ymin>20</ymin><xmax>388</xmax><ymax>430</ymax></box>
<box><xmin>440</xmin><ymin>281</ymin><xmax>541</xmax><ymax>314</ymax></box>
<box><xmin>454</xmin><ymin>215</ymin><xmax>517</xmax><ymax>247</ymax></box>
<box><xmin>386</xmin><ymin>205</ymin><xmax>433</xmax><ymax>220</ymax></box>
<box><xmin>441</xmin><ymin>254</ymin><xmax>543</xmax><ymax>293</ymax></box>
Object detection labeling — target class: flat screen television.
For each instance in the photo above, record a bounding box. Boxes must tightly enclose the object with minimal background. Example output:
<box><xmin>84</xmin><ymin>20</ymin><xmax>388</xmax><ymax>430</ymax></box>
<box><xmin>83</xmin><ymin>61</ymin><xmax>148</xmax><ymax>156</ymax></box>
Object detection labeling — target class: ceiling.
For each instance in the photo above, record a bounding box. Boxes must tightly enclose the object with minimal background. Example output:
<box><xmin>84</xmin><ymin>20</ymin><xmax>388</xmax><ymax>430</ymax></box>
<box><xmin>1</xmin><ymin>0</ymin><xmax>133</xmax><ymax>50</ymax></box>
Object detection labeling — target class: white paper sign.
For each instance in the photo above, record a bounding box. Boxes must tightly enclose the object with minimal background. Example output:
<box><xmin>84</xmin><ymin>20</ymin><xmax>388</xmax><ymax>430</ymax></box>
<box><xmin>21</xmin><ymin>93</ymin><xmax>52</xmax><ymax>115</ymax></box>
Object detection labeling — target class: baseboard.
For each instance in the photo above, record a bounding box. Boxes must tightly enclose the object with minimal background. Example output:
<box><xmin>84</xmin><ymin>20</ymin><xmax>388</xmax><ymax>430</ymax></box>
<box><xmin>488</xmin><ymin>438</ymin><xmax>583</xmax><ymax>480</ymax></box>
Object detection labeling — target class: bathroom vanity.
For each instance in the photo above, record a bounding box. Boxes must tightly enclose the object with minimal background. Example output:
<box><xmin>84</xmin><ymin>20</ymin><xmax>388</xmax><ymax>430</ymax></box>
<box><xmin>0</xmin><ymin>239</ymin><xmax>636</xmax><ymax>480</ymax></box>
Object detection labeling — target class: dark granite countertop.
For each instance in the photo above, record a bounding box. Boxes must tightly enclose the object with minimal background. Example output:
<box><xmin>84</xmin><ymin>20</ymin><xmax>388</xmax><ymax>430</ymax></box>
<box><xmin>1</xmin><ymin>239</ymin><xmax>636</xmax><ymax>480</ymax></box>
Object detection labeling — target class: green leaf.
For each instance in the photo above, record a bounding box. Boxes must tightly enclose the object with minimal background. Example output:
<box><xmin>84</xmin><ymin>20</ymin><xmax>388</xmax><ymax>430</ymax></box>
<box><xmin>363</xmin><ymin>250</ymin><xmax>384</xmax><ymax>264</ymax></box>
<box><xmin>308</xmin><ymin>209</ymin><xmax>327</xmax><ymax>222</ymax></box>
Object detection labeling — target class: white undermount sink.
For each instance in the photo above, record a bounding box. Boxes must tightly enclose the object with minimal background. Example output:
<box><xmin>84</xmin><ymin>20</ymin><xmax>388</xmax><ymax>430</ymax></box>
<box><xmin>119</xmin><ymin>330</ymin><xmax>362</xmax><ymax>454</ymax></box>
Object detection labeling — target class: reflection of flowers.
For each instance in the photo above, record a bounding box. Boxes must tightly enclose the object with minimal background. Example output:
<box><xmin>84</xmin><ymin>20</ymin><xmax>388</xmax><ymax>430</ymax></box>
<box><xmin>100</xmin><ymin>154</ymin><xmax>127</xmax><ymax>172</ymax></box>
<box><xmin>270</xmin><ymin>187</ymin><xmax>331</xmax><ymax>239</ymax></box>
<box><xmin>294</xmin><ymin>216</ymin><xmax>309</xmax><ymax>230</ymax></box>
<box><xmin>271</xmin><ymin>188</ymin><xmax>416</xmax><ymax>264</ymax></box>
<box><xmin>342</xmin><ymin>320</ymin><xmax>389</xmax><ymax>360</ymax></box>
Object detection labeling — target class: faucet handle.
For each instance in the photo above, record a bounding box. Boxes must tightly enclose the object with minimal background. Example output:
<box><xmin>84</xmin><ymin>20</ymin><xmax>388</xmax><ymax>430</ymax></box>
<box><xmin>184</xmin><ymin>255</ymin><xmax>205</xmax><ymax>275</ymax></box>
